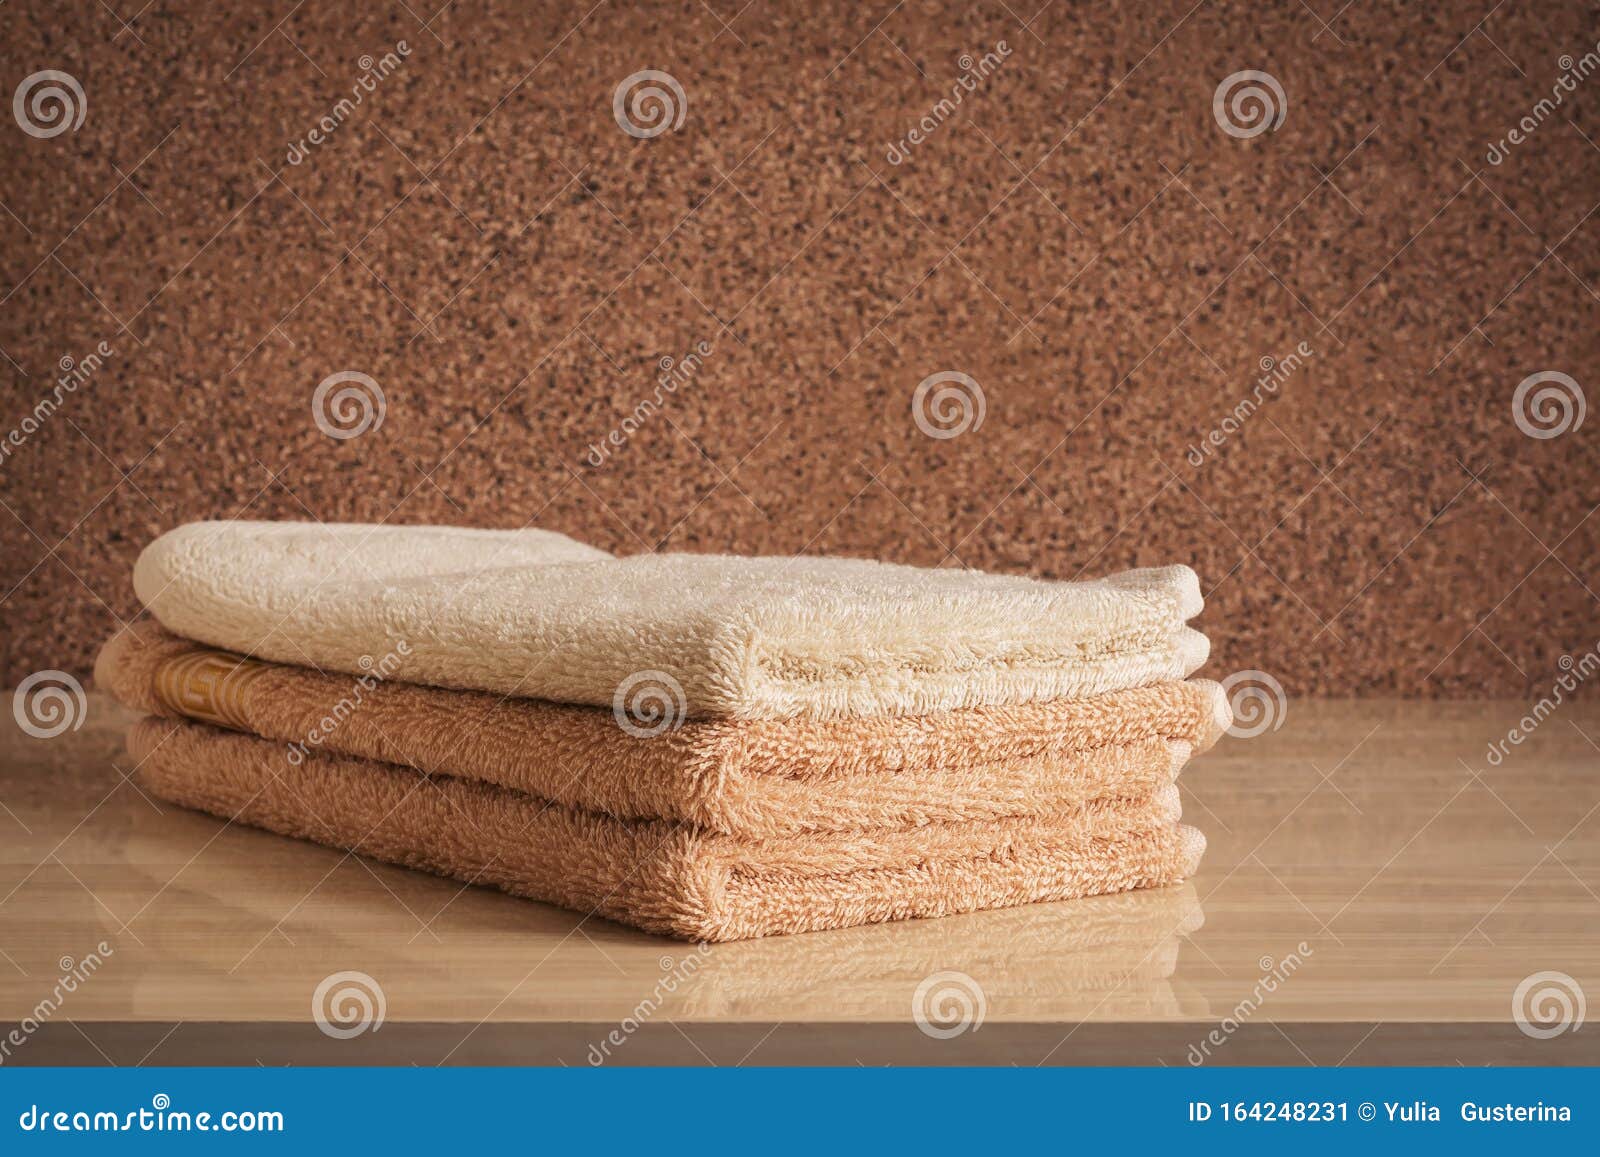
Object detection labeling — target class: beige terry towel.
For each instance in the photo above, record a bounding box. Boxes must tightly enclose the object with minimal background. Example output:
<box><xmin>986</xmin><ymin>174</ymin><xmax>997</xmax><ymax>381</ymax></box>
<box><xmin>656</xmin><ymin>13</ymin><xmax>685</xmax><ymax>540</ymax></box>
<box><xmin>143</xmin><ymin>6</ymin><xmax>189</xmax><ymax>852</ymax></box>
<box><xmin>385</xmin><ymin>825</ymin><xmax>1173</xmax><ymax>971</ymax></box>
<box><xmin>97</xmin><ymin>624</ymin><xmax>1228</xmax><ymax>838</ymax></box>
<box><xmin>132</xmin><ymin>521</ymin><xmax>1210</xmax><ymax>720</ymax></box>
<box><xmin>127</xmin><ymin>717</ymin><xmax>1206</xmax><ymax>942</ymax></box>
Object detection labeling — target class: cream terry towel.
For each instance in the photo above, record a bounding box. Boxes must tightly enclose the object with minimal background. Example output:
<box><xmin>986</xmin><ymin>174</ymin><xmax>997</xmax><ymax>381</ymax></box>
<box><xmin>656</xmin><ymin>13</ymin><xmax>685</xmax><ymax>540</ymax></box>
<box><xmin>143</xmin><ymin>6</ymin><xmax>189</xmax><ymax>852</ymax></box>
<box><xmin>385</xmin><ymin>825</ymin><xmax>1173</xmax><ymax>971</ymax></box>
<box><xmin>133</xmin><ymin>521</ymin><xmax>1210</xmax><ymax>720</ymax></box>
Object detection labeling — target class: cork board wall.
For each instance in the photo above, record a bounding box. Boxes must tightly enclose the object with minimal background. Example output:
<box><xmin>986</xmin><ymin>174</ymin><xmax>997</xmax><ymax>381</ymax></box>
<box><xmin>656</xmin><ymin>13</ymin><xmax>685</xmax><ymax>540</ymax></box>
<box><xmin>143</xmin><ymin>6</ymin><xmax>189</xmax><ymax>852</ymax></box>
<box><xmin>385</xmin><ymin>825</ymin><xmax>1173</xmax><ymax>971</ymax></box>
<box><xmin>2</xmin><ymin>0</ymin><xmax>1597</xmax><ymax>696</ymax></box>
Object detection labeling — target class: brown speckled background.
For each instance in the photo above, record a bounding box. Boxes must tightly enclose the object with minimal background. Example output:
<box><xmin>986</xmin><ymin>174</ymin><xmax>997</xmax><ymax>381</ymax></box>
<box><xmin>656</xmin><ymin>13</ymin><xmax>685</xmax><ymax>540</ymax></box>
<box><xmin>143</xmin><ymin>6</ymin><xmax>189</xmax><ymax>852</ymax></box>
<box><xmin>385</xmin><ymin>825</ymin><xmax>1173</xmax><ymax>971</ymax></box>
<box><xmin>1</xmin><ymin>0</ymin><xmax>1596</xmax><ymax>695</ymax></box>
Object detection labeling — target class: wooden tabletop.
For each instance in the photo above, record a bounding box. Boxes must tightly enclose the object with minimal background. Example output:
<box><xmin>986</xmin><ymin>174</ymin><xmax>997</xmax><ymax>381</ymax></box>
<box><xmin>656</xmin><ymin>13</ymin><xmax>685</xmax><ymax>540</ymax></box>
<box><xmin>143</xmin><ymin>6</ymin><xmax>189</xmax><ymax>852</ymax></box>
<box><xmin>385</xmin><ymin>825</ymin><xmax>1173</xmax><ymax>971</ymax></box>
<box><xmin>2</xmin><ymin>693</ymin><xmax>1597</xmax><ymax>1065</ymax></box>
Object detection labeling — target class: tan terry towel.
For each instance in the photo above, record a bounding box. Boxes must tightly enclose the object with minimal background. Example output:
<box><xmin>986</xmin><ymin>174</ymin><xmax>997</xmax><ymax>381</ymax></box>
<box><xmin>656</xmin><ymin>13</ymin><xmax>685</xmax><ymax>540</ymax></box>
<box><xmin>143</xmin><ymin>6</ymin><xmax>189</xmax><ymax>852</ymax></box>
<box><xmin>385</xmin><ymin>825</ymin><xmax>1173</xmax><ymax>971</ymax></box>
<box><xmin>97</xmin><ymin>624</ymin><xmax>1229</xmax><ymax>838</ymax></box>
<box><xmin>132</xmin><ymin>521</ymin><xmax>1210</xmax><ymax>719</ymax></box>
<box><xmin>126</xmin><ymin>717</ymin><xmax>1206</xmax><ymax>942</ymax></box>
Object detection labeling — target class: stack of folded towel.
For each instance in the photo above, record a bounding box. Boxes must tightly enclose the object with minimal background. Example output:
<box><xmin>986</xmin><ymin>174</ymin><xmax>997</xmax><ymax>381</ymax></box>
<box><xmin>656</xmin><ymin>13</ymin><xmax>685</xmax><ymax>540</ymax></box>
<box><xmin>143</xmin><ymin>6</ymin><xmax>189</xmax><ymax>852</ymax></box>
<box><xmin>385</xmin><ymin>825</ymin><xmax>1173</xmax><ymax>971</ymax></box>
<box><xmin>94</xmin><ymin>522</ymin><xmax>1227</xmax><ymax>942</ymax></box>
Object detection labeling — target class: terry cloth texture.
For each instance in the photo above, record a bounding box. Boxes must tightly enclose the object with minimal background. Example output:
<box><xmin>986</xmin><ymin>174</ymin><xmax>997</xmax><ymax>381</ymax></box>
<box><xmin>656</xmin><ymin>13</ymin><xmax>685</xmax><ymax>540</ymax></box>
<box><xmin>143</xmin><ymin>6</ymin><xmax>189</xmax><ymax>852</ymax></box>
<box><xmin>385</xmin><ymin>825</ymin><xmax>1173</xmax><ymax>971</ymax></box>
<box><xmin>133</xmin><ymin>521</ymin><xmax>1210</xmax><ymax>720</ymax></box>
<box><xmin>96</xmin><ymin>623</ymin><xmax>1229</xmax><ymax>838</ymax></box>
<box><xmin>126</xmin><ymin>717</ymin><xmax>1206</xmax><ymax>942</ymax></box>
